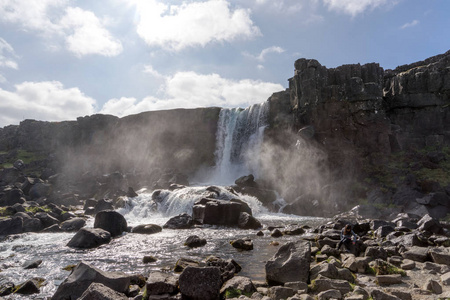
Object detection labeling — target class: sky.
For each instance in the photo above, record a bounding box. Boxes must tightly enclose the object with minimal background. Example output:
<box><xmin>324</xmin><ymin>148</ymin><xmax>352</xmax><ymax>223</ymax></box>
<box><xmin>0</xmin><ymin>0</ymin><xmax>449</xmax><ymax>128</ymax></box>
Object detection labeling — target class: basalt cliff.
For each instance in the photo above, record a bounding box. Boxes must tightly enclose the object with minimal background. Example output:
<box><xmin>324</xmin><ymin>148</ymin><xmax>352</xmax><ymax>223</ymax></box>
<box><xmin>0</xmin><ymin>50</ymin><xmax>449</xmax><ymax>218</ymax></box>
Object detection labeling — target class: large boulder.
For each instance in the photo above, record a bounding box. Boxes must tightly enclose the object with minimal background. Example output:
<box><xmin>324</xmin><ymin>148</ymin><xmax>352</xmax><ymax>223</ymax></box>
<box><xmin>265</xmin><ymin>240</ymin><xmax>311</xmax><ymax>285</ymax></box>
<box><xmin>94</xmin><ymin>210</ymin><xmax>127</xmax><ymax>237</ymax></box>
<box><xmin>67</xmin><ymin>228</ymin><xmax>111</xmax><ymax>249</ymax></box>
<box><xmin>192</xmin><ymin>198</ymin><xmax>242</xmax><ymax>226</ymax></box>
<box><xmin>179</xmin><ymin>267</ymin><xmax>222</xmax><ymax>300</ymax></box>
<box><xmin>0</xmin><ymin>187</ymin><xmax>25</xmax><ymax>206</ymax></box>
<box><xmin>163</xmin><ymin>213</ymin><xmax>194</xmax><ymax>229</ymax></box>
<box><xmin>144</xmin><ymin>271</ymin><xmax>179</xmax><ymax>297</ymax></box>
<box><xmin>60</xmin><ymin>217</ymin><xmax>86</xmax><ymax>232</ymax></box>
<box><xmin>131</xmin><ymin>224</ymin><xmax>162</xmax><ymax>234</ymax></box>
<box><xmin>220</xmin><ymin>276</ymin><xmax>256</xmax><ymax>298</ymax></box>
<box><xmin>51</xmin><ymin>261</ymin><xmax>131</xmax><ymax>300</ymax></box>
<box><xmin>0</xmin><ymin>216</ymin><xmax>23</xmax><ymax>236</ymax></box>
<box><xmin>238</xmin><ymin>212</ymin><xmax>262</xmax><ymax>229</ymax></box>
<box><xmin>78</xmin><ymin>282</ymin><xmax>128</xmax><ymax>300</ymax></box>
<box><xmin>35</xmin><ymin>212</ymin><xmax>59</xmax><ymax>229</ymax></box>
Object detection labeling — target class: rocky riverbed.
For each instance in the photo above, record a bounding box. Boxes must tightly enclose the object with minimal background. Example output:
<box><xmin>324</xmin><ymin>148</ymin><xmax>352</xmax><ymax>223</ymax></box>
<box><xmin>3</xmin><ymin>188</ymin><xmax>450</xmax><ymax>300</ymax></box>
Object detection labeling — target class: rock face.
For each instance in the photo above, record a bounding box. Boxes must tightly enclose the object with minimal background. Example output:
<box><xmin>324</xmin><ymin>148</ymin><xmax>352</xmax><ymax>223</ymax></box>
<box><xmin>51</xmin><ymin>261</ymin><xmax>131</xmax><ymax>300</ymax></box>
<box><xmin>265</xmin><ymin>240</ymin><xmax>311</xmax><ymax>285</ymax></box>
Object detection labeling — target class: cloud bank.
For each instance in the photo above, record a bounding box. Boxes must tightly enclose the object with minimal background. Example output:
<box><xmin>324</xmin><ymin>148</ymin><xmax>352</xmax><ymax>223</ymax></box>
<box><xmin>134</xmin><ymin>0</ymin><xmax>261</xmax><ymax>51</ymax></box>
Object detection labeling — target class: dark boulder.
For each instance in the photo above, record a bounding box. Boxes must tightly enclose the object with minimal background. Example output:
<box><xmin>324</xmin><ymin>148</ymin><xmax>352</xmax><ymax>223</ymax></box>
<box><xmin>230</xmin><ymin>238</ymin><xmax>253</xmax><ymax>251</ymax></box>
<box><xmin>192</xmin><ymin>198</ymin><xmax>242</xmax><ymax>226</ymax></box>
<box><xmin>174</xmin><ymin>258</ymin><xmax>200</xmax><ymax>273</ymax></box>
<box><xmin>265</xmin><ymin>240</ymin><xmax>311</xmax><ymax>285</ymax></box>
<box><xmin>0</xmin><ymin>187</ymin><xmax>25</xmax><ymax>206</ymax></box>
<box><xmin>35</xmin><ymin>212</ymin><xmax>59</xmax><ymax>229</ymax></box>
<box><xmin>179</xmin><ymin>267</ymin><xmax>222</xmax><ymax>300</ymax></box>
<box><xmin>0</xmin><ymin>216</ymin><xmax>23</xmax><ymax>236</ymax></box>
<box><xmin>163</xmin><ymin>213</ymin><xmax>194</xmax><ymax>229</ymax></box>
<box><xmin>29</xmin><ymin>182</ymin><xmax>51</xmax><ymax>200</ymax></box>
<box><xmin>205</xmin><ymin>256</ymin><xmax>242</xmax><ymax>282</ymax></box>
<box><xmin>144</xmin><ymin>271</ymin><xmax>179</xmax><ymax>297</ymax></box>
<box><xmin>238</xmin><ymin>212</ymin><xmax>262</xmax><ymax>229</ymax></box>
<box><xmin>23</xmin><ymin>218</ymin><xmax>43</xmax><ymax>232</ymax></box>
<box><xmin>235</xmin><ymin>175</ymin><xmax>257</xmax><ymax>187</ymax></box>
<box><xmin>22</xmin><ymin>259</ymin><xmax>42</xmax><ymax>269</ymax></box>
<box><xmin>78</xmin><ymin>282</ymin><xmax>128</xmax><ymax>300</ymax></box>
<box><xmin>185</xmin><ymin>235</ymin><xmax>207</xmax><ymax>248</ymax></box>
<box><xmin>51</xmin><ymin>261</ymin><xmax>131</xmax><ymax>300</ymax></box>
<box><xmin>60</xmin><ymin>217</ymin><xmax>86</xmax><ymax>232</ymax></box>
<box><xmin>15</xmin><ymin>278</ymin><xmax>41</xmax><ymax>295</ymax></box>
<box><xmin>131</xmin><ymin>224</ymin><xmax>162</xmax><ymax>234</ymax></box>
<box><xmin>94</xmin><ymin>210</ymin><xmax>127</xmax><ymax>237</ymax></box>
<box><xmin>67</xmin><ymin>228</ymin><xmax>111</xmax><ymax>249</ymax></box>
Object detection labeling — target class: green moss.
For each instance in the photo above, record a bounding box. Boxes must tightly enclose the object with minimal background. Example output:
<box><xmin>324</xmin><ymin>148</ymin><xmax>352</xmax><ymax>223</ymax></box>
<box><xmin>62</xmin><ymin>264</ymin><xmax>77</xmax><ymax>271</ymax></box>
<box><xmin>223</xmin><ymin>287</ymin><xmax>253</xmax><ymax>299</ymax></box>
<box><xmin>365</xmin><ymin>266</ymin><xmax>377</xmax><ymax>275</ymax></box>
<box><xmin>25</xmin><ymin>206</ymin><xmax>51</xmax><ymax>214</ymax></box>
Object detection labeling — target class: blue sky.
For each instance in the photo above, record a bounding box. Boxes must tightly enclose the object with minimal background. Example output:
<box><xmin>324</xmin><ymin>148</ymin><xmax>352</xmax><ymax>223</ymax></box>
<box><xmin>0</xmin><ymin>0</ymin><xmax>449</xmax><ymax>127</ymax></box>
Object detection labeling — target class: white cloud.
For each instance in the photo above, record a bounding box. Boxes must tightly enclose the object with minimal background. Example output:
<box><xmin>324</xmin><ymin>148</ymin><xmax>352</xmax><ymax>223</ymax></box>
<box><xmin>0</xmin><ymin>37</ymin><xmax>18</xmax><ymax>70</ymax></box>
<box><xmin>0</xmin><ymin>0</ymin><xmax>66</xmax><ymax>35</ymax></box>
<box><xmin>243</xmin><ymin>46</ymin><xmax>285</xmax><ymax>62</ymax></box>
<box><xmin>100</xmin><ymin>71</ymin><xmax>283</xmax><ymax>117</ymax></box>
<box><xmin>134</xmin><ymin>0</ymin><xmax>261</xmax><ymax>51</ymax></box>
<box><xmin>323</xmin><ymin>0</ymin><xmax>396</xmax><ymax>17</ymax></box>
<box><xmin>252</xmin><ymin>0</ymin><xmax>303</xmax><ymax>14</ymax></box>
<box><xmin>400</xmin><ymin>19</ymin><xmax>419</xmax><ymax>29</ymax></box>
<box><xmin>143</xmin><ymin>65</ymin><xmax>166</xmax><ymax>79</ymax></box>
<box><xmin>0</xmin><ymin>1</ymin><xmax>122</xmax><ymax>57</ymax></box>
<box><xmin>0</xmin><ymin>81</ymin><xmax>96</xmax><ymax>127</ymax></box>
<box><xmin>59</xmin><ymin>7</ymin><xmax>123</xmax><ymax>57</ymax></box>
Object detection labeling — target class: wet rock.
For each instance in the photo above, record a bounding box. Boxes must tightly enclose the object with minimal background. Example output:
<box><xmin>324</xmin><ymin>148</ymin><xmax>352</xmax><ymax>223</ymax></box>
<box><xmin>131</xmin><ymin>224</ymin><xmax>162</xmax><ymax>234</ymax></box>
<box><xmin>143</xmin><ymin>256</ymin><xmax>157</xmax><ymax>264</ymax></box>
<box><xmin>185</xmin><ymin>235</ymin><xmax>207</xmax><ymax>248</ymax></box>
<box><xmin>91</xmin><ymin>198</ymin><xmax>114</xmax><ymax>215</ymax></box>
<box><xmin>179</xmin><ymin>267</ymin><xmax>221</xmax><ymax>300</ymax></box>
<box><xmin>35</xmin><ymin>212</ymin><xmax>59</xmax><ymax>229</ymax></box>
<box><xmin>238</xmin><ymin>212</ymin><xmax>262</xmax><ymax>229</ymax></box>
<box><xmin>60</xmin><ymin>217</ymin><xmax>86</xmax><ymax>232</ymax></box>
<box><xmin>0</xmin><ymin>279</ymin><xmax>14</xmax><ymax>296</ymax></box>
<box><xmin>230</xmin><ymin>238</ymin><xmax>253</xmax><ymax>251</ymax></box>
<box><xmin>145</xmin><ymin>271</ymin><xmax>179</xmax><ymax>296</ymax></box>
<box><xmin>41</xmin><ymin>224</ymin><xmax>61</xmax><ymax>233</ymax></box>
<box><xmin>94</xmin><ymin>210</ymin><xmax>127</xmax><ymax>237</ymax></box>
<box><xmin>22</xmin><ymin>259</ymin><xmax>42</xmax><ymax>269</ymax></box>
<box><xmin>283</xmin><ymin>225</ymin><xmax>305</xmax><ymax>236</ymax></box>
<box><xmin>163</xmin><ymin>213</ymin><xmax>193</xmax><ymax>229</ymax></box>
<box><xmin>265</xmin><ymin>240</ymin><xmax>311</xmax><ymax>285</ymax></box>
<box><xmin>192</xmin><ymin>198</ymin><xmax>242</xmax><ymax>226</ymax></box>
<box><xmin>174</xmin><ymin>258</ymin><xmax>200</xmax><ymax>273</ymax></box>
<box><xmin>235</xmin><ymin>174</ymin><xmax>257</xmax><ymax>187</ymax></box>
<box><xmin>0</xmin><ymin>216</ymin><xmax>23</xmax><ymax>236</ymax></box>
<box><xmin>78</xmin><ymin>282</ymin><xmax>128</xmax><ymax>300</ymax></box>
<box><xmin>51</xmin><ymin>261</ymin><xmax>131</xmax><ymax>300</ymax></box>
<box><xmin>15</xmin><ymin>278</ymin><xmax>41</xmax><ymax>295</ymax></box>
<box><xmin>271</xmin><ymin>229</ymin><xmax>283</xmax><ymax>238</ymax></box>
<box><xmin>67</xmin><ymin>228</ymin><xmax>111</xmax><ymax>249</ymax></box>
<box><xmin>127</xmin><ymin>187</ymin><xmax>138</xmax><ymax>197</ymax></box>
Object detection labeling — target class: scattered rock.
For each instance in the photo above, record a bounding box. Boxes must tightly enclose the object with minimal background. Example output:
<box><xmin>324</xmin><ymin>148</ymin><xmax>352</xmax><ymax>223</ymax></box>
<box><xmin>178</xmin><ymin>267</ymin><xmax>222</xmax><ymax>300</ymax></box>
<box><xmin>67</xmin><ymin>228</ymin><xmax>111</xmax><ymax>249</ymax></box>
<box><xmin>131</xmin><ymin>224</ymin><xmax>162</xmax><ymax>234</ymax></box>
<box><xmin>78</xmin><ymin>282</ymin><xmax>128</xmax><ymax>300</ymax></box>
<box><xmin>185</xmin><ymin>235</ymin><xmax>207</xmax><ymax>248</ymax></box>
<box><xmin>94</xmin><ymin>210</ymin><xmax>127</xmax><ymax>237</ymax></box>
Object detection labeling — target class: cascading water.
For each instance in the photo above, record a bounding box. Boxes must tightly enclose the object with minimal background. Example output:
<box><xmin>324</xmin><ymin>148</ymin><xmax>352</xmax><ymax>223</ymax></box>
<box><xmin>210</xmin><ymin>101</ymin><xmax>269</xmax><ymax>185</ymax></box>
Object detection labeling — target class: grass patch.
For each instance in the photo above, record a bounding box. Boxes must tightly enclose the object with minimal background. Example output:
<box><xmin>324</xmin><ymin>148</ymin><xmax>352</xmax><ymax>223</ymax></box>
<box><xmin>224</xmin><ymin>288</ymin><xmax>253</xmax><ymax>299</ymax></box>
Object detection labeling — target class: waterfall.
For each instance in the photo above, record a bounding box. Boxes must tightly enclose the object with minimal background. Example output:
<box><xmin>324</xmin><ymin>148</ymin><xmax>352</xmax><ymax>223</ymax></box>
<box><xmin>210</xmin><ymin>101</ymin><xmax>269</xmax><ymax>184</ymax></box>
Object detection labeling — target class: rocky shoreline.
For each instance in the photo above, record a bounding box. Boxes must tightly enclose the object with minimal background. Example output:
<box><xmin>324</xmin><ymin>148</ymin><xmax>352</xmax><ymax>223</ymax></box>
<box><xmin>3</xmin><ymin>184</ymin><xmax>450</xmax><ymax>299</ymax></box>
